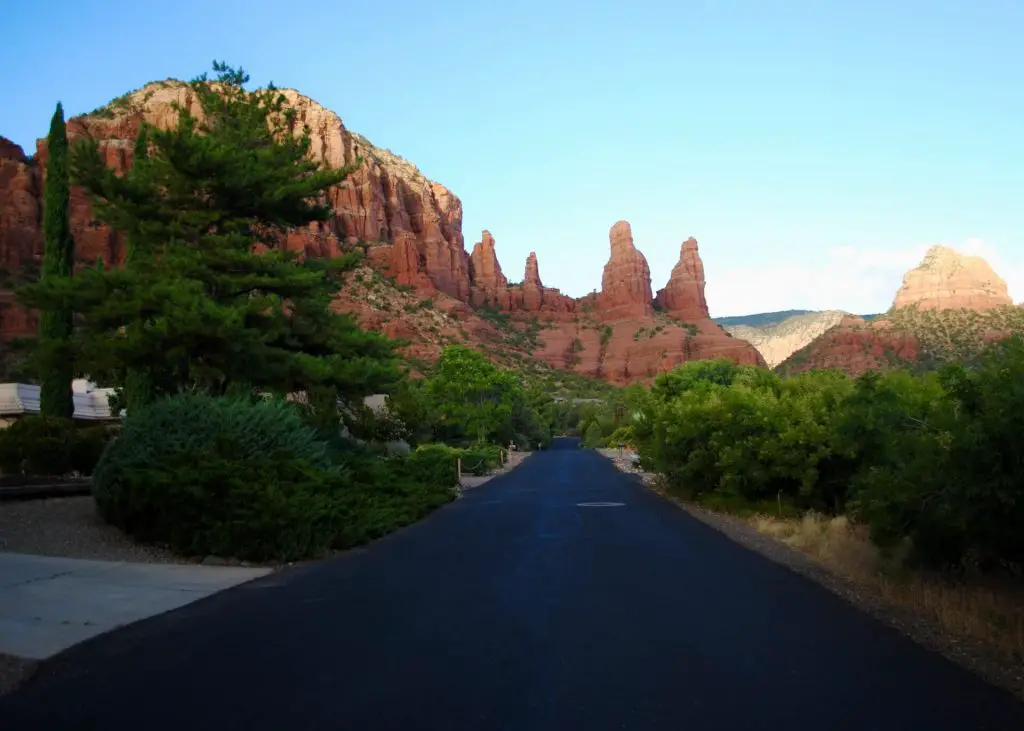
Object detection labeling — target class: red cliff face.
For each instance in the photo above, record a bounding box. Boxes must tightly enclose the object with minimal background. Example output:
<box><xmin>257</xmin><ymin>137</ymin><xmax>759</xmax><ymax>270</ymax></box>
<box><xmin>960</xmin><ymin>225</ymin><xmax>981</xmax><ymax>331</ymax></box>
<box><xmin>598</xmin><ymin>221</ymin><xmax>654</xmax><ymax>320</ymax></box>
<box><xmin>21</xmin><ymin>82</ymin><xmax>472</xmax><ymax>298</ymax></box>
<box><xmin>520</xmin><ymin>251</ymin><xmax>544</xmax><ymax>312</ymax></box>
<box><xmin>776</xmin><ymin>317</ymin><xmax>921</xmax><ymax>377</ymax></box>
<box><xmin>0</xmin><ymin>138</ymin><xmax>42</xmax><ymax>343</ymax></box>
<box><xmin>469</xmin><ymin>230</ymin><xmax>508</xmax><ymax>306</ymax></box>
<box><xmin>655</xmin><ymin>237</ymin><xmax>709</xmax><ymax>320</ymax></box>
<box><xmin>0</xmin><ymin>82</ymin><xmax>765</xmax><ymax>384</ymax></box>
<box><xmin>507</xmin><ymin>250</ymin><xmax>575</xmax><ymax>317</ymax></box>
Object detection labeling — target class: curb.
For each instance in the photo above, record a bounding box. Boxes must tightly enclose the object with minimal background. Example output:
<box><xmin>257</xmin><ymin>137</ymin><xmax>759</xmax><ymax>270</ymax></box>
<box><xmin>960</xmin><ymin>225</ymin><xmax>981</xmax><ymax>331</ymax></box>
<box><xmin>0</xmin><ymin>482</ymin><xmax>92</xmax><ymax>502</ymax></box>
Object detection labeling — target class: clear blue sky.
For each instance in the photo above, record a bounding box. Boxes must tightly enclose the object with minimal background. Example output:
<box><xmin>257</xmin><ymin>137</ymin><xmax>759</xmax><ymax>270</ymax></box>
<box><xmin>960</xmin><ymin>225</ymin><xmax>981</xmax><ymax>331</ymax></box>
<box><xmin>3</xmin><ymin>0</ymin><xmax>1023</xmax><ymax>315</ymax></box>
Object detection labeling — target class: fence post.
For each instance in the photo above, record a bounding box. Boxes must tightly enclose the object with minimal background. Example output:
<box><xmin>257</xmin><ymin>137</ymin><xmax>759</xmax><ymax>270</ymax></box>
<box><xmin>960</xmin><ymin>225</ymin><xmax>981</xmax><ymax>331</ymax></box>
<box><xmin>457</xmin><ymin>457</ymin><xmax>462</xmax><ymax>485</ymax></box>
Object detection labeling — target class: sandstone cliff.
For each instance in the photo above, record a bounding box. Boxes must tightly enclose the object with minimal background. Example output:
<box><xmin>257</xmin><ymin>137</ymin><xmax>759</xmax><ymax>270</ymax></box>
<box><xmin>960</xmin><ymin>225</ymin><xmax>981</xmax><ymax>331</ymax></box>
<box><xmin>468</xmin><ymin>230</ymin><xmax>507</xmax><ymax>306</ymax></box>
<box><xmin>525</xmin><ymin>222</ymin><xmax>764</xmax><ymax>383</ymax></box>
<box><xmin>892</xmin><ymin>245</ymin><xmax>1012</xmax><ymax>311</ymax></box>
<box><xmin>723</xmin><ymin>310</ymin><xmax>848</xmax><ymax>367</ymax></box>
<box><xmin>0</xmin><ymin>138</ymin><xmax>41</xmax><ymax>344</ymax></box>
<box><xmin>598</xmin><ymin>221</ymin><xmax>653</xmax><ymax>320</ymax></box>
<box><xmin>0</xmin><ymin>81</ymin><xmax>764</xmax><ymax>384</ymax></box>
<box><xmin>23</xmin><ymin>82</ymin><xmax>471</xmax><ymax>296</ymax></box>
<box><xmin>655</xmin><ymin>237</ymin><xmax>708</xmax><ymax>321</ymax></box>
<box><xmin>775</xmin><ymin>316</ymin><xmax>919</xmax><ymax>376</ymax></box>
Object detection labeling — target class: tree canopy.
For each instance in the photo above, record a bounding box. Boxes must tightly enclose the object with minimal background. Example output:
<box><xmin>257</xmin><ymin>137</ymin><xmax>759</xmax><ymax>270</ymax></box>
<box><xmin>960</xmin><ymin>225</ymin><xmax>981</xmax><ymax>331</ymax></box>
<box><xmin>18</xmin><ymin>62</ymin><xmax>400</xmax><ymax>410</ymax></box>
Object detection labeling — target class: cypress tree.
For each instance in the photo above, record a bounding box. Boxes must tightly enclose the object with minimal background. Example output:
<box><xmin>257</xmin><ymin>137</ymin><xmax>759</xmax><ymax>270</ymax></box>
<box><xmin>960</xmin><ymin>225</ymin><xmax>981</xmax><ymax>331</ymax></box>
<box><xmin>38</xmin><ymin>102</ymin><xmax>75</xmax><ymax>417</ymax></box>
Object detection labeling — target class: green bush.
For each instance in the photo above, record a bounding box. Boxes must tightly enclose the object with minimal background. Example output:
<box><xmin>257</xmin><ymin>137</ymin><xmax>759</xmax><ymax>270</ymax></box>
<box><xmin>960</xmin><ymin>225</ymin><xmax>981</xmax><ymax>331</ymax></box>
<box><xmin>583</xmin><ymin>421</ymin><xmax>605</xmax><ymax>448</ymax></box>
<box><xmin>851</xmin><ymin>341</ymin><xmax>1024</xmax><ymax>569</ymax></box>
<box><xmin>630</xmin><ymin>346</ymin><xmax>1024</xmax><ymax>572</ymax></box>
<box><xmin>607</xmin><ymin>425</ymin><xmax>636</xmax><ymax>448</ymax></box>
<box><xmin>109</xmin><ymin>450</ymin><xmax>341</xmax><ymax>561</ymax></box>
<box><xmin>0</xmin><ymin>416</ymin><xmax>113</xmax><ymax>477</ymax></box>
<box><xmin>405</xmin><ymin>442</ymin><xmax>504</xmax><ymax>480</ymax></box>
<box><xmin>92</xmin><ymin>394</ymin><xmax>338</xmax><ymax>556</ymax></box>
<box><xmin>404</xmin><ymin>444</ymin><xmax>462</xmax><ymax>487</ymax></box>
<box><xmin>92</xmin><ymin>394</ymin><xmax>456</xmax><ymax>561</ymax></box>
<box><xmin>329</xmin><ymin>453</ymin><xmax>454</xmax><ymax>547</ymax></box>
<box><xmin>461</xmin><ymin>443</ymin><xmax>502</xmax><ymax>475</ymax></box>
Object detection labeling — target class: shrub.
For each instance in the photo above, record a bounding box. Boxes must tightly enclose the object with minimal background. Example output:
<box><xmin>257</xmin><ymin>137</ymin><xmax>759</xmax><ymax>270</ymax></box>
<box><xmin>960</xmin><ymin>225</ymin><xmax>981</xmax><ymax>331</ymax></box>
<box><xmin>0</xmin><ymin>416</ymin><xmax>113</xmax><ymax>477</ymax></box>
<box><xmin>92</xmin><ymin>394</ymin><xmax>457</xmax><ymax>561</ymax></box>
<box><xmin>109</xmin><ymin>450</ymin><xmax>342</xmax><ymax>561</ymax></box>
<box><xmin>630</xmin><ymin>343</ymin><xmax>1024</xmax><ymax>572</ymax></box>
<box><xmin>92</xmin><ymin>394</ymin><xmax>337</xmax><ymax>554</ymax></box>
<box><xmin>70</xmin><ymin>425</ymin><xmax>116</xmax><ymax>475</ymax></box>
<box><xmin>607</xmin><ymin>425</ymin><xmax>636</xmax><ymax>449</ymax></box>
<box><xmin>461</xmin><ymin>443</ymin><xmax>502</xmax><ymax>475</ymax></box>
<box><xmin>330</xmin><ymin>453</ymin><xmax>454</xmax><ymax>547</ymax></box>
<box><xmin>583</xmin><ymin>421</ymin><xmax>605</xmax><ymax>448</ymax></box>
<box><xmin>405</xmin><ymin>444</ymin><xmax>462</xmax><ymax>487</ymax></box>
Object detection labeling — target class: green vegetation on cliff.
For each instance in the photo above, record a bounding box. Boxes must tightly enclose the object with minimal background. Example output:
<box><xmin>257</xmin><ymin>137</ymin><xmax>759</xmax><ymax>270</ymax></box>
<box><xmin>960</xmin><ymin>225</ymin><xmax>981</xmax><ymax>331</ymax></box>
<box><xmin>885</xmin><ymin>304</ymin><xmax>1024</xmax><ymax>368</ymax></box>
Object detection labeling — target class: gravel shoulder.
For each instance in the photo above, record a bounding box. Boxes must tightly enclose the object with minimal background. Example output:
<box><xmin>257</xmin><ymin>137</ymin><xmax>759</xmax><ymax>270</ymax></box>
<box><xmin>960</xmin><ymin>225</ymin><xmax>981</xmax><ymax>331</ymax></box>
<box><xmin>595</xmin><ymin>448</ymin><xmax>1024</xmax><ymax>702</ymax></box>
<box><xmin>0</xmin><ymin>496</ymin><xmax>286</xmax><ymax>569</ymax></box>
<box><xmin>0</xmin><ymin>497</ymin><xmax>183</xmax><ymax>564</ymax></box>
<box><xmin>458</xmin><ymin>450</ymin><xmax>531</xmax><ymax>490</ymax></box>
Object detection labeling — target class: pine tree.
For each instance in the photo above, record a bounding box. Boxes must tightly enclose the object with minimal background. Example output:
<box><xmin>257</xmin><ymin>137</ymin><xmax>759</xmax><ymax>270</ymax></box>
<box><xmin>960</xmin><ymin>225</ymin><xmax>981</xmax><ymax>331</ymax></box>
<box><xmin>37</xmin><ymin>102</ymin><xmax>75</xmax><ymax>417</ymax></box>
<box><xmin>120</xmin><ymin>126</ymin><xmax>153</xmax><ymax>414</ymax></box>
<box><xmin>19</xmin><ymin>63</ymin><xmax>401</xmax><ymax>408</ymax></box>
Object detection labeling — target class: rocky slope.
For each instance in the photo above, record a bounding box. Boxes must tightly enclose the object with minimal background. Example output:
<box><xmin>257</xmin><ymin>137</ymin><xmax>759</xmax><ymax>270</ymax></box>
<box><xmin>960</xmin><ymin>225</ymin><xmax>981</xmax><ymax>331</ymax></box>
<box><xmin>0</xmin><ymin>138</ymin><xmax>41</xmax><ymax>350</ymax></box>
<box><xmin>0</xmin><ymin>81</ymin><xmax>762</xmax><ymax>385</ymax></box>
<box><xmin>777</xmin><ymin>247</ymin><xmax>1024</xmax><ymax>376</ymax></box>
<box><xmin>722</xmin><ymin>310</ymin><xmax>848</xmax><ymax>368</ymax></box>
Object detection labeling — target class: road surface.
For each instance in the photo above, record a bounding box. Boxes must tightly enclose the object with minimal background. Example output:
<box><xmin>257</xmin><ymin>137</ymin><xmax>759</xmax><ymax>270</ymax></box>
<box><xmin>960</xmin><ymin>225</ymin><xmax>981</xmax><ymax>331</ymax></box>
<box><xmin>2</xmin><ymin>438</ymin><xmax>1023</xmax><ymax>730</ymax></box>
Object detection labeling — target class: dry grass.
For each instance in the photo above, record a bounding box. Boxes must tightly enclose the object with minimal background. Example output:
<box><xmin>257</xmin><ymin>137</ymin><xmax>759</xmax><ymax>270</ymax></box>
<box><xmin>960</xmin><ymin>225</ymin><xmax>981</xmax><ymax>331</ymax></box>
<box><xmin>751</xmin><ymin>512</ymin><xmax>1024</xmax><ymax>664</ymax></box>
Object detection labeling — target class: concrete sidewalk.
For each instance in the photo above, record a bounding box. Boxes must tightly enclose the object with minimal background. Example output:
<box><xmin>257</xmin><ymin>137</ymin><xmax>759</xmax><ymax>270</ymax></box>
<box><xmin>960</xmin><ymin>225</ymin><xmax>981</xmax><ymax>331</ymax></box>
<box><xmin>0</xmin><ymin>553</ymin><xmax>271</xmax><ymax>660</ymax></box>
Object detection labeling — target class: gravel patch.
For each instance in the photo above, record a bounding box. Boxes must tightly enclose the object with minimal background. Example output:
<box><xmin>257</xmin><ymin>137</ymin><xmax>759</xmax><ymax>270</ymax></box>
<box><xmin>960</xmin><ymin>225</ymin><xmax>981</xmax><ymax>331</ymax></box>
<box><xmin>0</xmin><ymin>496</ymin><xmax>184</xmax><ymax>564</ymax></box>
<box><xmin>597</xmin><ymin>449</ymin><xmax>1024</xmax><ymax>702</ymax></box>
<box><xmin>0</xmin><ymin>653</ymin><xmax>37</xmax><ymax>697</ymax></box>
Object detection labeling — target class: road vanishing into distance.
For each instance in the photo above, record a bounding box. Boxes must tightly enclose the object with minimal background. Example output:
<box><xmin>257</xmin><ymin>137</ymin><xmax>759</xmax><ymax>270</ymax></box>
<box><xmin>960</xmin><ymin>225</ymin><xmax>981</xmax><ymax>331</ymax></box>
<box><xmin>3</xmin><ymin>438</ymin><xmax>1023</xmax><ymax>730</ymax></box>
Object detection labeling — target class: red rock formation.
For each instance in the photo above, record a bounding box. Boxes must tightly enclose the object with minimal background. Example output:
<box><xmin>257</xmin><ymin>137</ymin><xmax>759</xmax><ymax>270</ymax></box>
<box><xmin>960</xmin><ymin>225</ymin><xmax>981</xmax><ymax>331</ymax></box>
<box><xmin>469</xmin><ymin>230</ymin><xmax>508</xmax><ymax>306</ymax></box>
<box><xmin>779</xmin><ymin>248</ymin><xmax>1023</xmax><ymax>376</ymax></box>
<box><xmin>519</xmin><ymin>251</ymin><xmax>545</xmax><ymax>312</ymax></box>
<box><xmin>22</xmin><ymin>82</ymin><xmax>470</xmax><ymax>298</ymax></box>
<box><xmin>524</xmin><ymin>251</ymin><xmax>540</xmax><ymax>284</ymax></box>
<box><xmin>529</xmin><ymin>316</ymin><xmax>764</xmax><ymax>385</ymax></box>
<box><xmin>892</xmin><ymin>245</ymin><xmax>1012</xmax><ymax>311</ymax></box>
<box><xmin>777</xmin><ymin>317</ymin><xmax>921</xmax><ymax>376</ymax></box>
<box><xmin>598</xmin><ymin>221</ymin><xmax>653</xmax><ymax>320</ymax></box>
<box><xmin>655</xmin><ymin>237</ymin><xmax>709</xmax><ymax>320</ymax></box>
<box><xmin>0</xmin><ymin>138</ymin><xmax>42</xmax><ymax>344</ymax></box>
<box><xmin>0</xmin><ymin>81</ymin><xmax>767</xmax><ymax>385</ymax></box>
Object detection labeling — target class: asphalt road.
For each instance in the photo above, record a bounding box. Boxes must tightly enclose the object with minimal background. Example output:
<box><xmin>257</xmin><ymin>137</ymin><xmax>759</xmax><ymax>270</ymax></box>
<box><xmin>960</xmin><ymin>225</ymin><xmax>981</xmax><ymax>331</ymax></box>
<box><xmin>3</xmin><ymin>439</ymin><xmax>1023</xmax><ymax>730</ymax></box>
